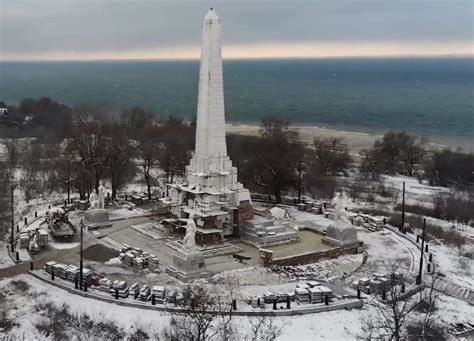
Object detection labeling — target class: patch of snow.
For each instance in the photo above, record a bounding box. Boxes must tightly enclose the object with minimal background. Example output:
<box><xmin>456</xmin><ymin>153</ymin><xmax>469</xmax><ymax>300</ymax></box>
<box><xmin>104</xmin><ymin>257</ymin><xmax>122</xmax><ymax>266</ymax></box>
<box><xmin>49</xmin><ymin>241</ymin><xmax>80</xmax><ymax>250</ymax></box>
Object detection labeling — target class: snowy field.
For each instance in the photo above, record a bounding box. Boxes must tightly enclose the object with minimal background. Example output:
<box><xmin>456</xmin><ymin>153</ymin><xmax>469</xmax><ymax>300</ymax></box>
<box><xmin>1</xmin><ymin>274</ymin><xmax>472</xmax><ymax>340</ymax></box>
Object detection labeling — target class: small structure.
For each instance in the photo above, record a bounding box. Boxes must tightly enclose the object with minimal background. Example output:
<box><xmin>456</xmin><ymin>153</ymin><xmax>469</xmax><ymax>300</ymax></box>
<box><xmin>322</xmin><ymin>193</ymin><xmax>359</xmax><ymax>247</ymax></box>
<box><xmin>166</xmin><ymin>219</ymin><xmax>212</xmax><ymax>282</ymax></box>
<box><xmin>241</xmin><ymin>217</ymin><xmax>299</xmax><ymax>246</ymax></box>
<box><xmin>98</xmin><ymin>181</ymin><xmax>107</xmax><ymax>209</ymax></box>
<box><xmin>84</xmin><ymin>183</ymin><xmax>111</xmax><ymax>229</ymax></box>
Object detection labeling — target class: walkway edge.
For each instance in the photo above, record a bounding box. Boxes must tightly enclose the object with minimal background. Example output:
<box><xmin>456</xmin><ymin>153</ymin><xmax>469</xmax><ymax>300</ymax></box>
<box><xmin>27</xmin><ymin>270</ymin><xmax>363</xmax><ymax>316</ymax></box>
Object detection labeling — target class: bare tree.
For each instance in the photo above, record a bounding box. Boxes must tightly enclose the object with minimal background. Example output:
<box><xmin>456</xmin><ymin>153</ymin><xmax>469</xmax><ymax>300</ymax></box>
<box><xmin>167</xmin><ymin>285</ymin><xmax>221</xmax><ymax>341</ymax></box>
<box><xmin>68</xmin><ymin>115</ymin><xmax>111</xmax><ymax>196</ymax></box>
<box><xmin>254</xmin><ymin>117</ymin><xmax>305</xmax><ymax>203</ymax></box>
<box><xmin>309</xmin><ymin>136</ymin><xmax>352</xmax><ymax>177</ymax></box>
<box><xmin>106</xmin><ymin>120</ymin><xmax>136</xmax><ymax>199</ymax></box>
<box><xmin>247</xmin><ymin>315</ymin><xmax>284</xmax><ymax>341</ymax></box>
<box><xmin>138</xmin><ymin>125</ymin><xmax>162</xmax><ymax>200</ymax></box>
<box><xmin>418</xmin><ymin>274</ymin><xmax>440</xmax><ymax>339</ymax></box>
<box><xmin>359</xmin><ymin>148</ymin><xmax>383</xmax><ymax>180</ymax></box>
<box><xmin>215</xmin><ymin>277</ymin><xmax>241</xmax><ymax>341</ymax></box>
<box><xmin>0</xmin><ymin>165</ymin><xmax>12</xmax><ymax>241</ymax></box>
<box><xmin>2</xmin><ymin>129</ymin><xmax>23</xmax><ymax>169</ymax></box>
<box><xmin>157</xmin><ymin>117</ymin><xmax>194</xmax><ymax>187</ymax></box>
<box><xmin>364</xmin><ymin>264</ymin><xmax>419</xmax><ymax>341</ymax></box>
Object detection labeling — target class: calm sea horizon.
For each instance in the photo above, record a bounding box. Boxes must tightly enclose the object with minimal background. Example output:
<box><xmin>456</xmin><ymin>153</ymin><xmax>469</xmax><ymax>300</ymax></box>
<box><xmin>1</xmin><ymin>57</ymin><xmax>473</xmax><ymax>147</ymax></box>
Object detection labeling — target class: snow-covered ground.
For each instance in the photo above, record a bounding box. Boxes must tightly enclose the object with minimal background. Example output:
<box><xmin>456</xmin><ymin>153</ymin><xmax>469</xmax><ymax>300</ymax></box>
<box><xmin>0</xmin><ymin>241</ymin><xmax>13</xmax><ymax>269</ymax></box>
<box><xmin>381</xmin><ymin>175</ymin><xmax>452</xmax><ymax>207</ymax></box>
<box><xmin>1</xmin><ymin>274</ymin><xmax>472</xmax><ymax>340</ymax></box>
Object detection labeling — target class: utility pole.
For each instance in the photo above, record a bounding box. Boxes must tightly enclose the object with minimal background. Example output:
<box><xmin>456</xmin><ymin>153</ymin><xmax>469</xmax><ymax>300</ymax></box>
<box><xmin>67</xmin><ymin>160</ymin><xmax>71</xmax><ymax>204</ymax></box>
<box><xmin>79</xmin><ymin>219</ymin><xmax>84</xmax><ymax>290</ymax></box>
<box><xmin>10</xmin><ymin>184</ymin><xmax>14</xmax><ymax>252</ymax></box>
<box><xmin>297</xmin><ymin>160</ymin><xmax>302</xmax><ymax>204</ymax></box>
<box><xmin>416</xmin><ymin>218</ymin><xmax>427</xmax><ymax>285</ymax></box>
<box><xmin>401</xmin><ymin>181</ymin><xmax>405</xmax><ymax>231</ymax></box>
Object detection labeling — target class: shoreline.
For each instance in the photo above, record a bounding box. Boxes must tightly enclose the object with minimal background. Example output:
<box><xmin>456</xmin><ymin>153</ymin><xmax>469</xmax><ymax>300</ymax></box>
<box><xmin>226</xmin><ymin>124</ymin><xmax>474</xmax><ymax>154</ymax></box>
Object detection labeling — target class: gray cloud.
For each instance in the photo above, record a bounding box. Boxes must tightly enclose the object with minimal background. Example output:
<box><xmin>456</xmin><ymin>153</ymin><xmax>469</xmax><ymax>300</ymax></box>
<box><xmin>0</xmin><ymin>0</ymin><xmax>472</xmax><ymax>57</ymax></box>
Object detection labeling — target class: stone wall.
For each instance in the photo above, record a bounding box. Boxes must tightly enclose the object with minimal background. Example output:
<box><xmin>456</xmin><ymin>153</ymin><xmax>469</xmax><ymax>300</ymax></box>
<box><xmin>269</xmin><ymin>245</ymin><xmax>359</xmax><ymax>267</ymax></box>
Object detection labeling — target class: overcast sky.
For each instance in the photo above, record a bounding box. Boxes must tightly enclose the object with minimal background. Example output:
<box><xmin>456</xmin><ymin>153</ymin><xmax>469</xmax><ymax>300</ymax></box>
<box><xmin>1</xmin><ymin>0</ymin><xmax>472</xmax><ymax>60</ymax></box>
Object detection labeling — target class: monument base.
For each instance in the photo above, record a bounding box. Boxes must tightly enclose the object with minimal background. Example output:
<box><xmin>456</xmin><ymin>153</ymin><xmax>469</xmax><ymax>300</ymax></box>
<box><xmin>323</xmin><ymin>223</ymin><xmax>359</xmax><ymax>247</ymax></box>
<box><xmin>166</xmin><ymin>249</ymin><xmax>213</xmax><ymax>282</ymax></box>
<box><xmin>84</xmin><ymin>209</ymin><xmax>112</xmax><ymax>230</ymax></box>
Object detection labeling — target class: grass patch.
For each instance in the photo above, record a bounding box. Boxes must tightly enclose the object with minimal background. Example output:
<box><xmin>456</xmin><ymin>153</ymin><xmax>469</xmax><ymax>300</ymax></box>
<box><xmin>9</xmin><ymin>279</ymin><xmax>31</xmax><ymax>293</ymax></box>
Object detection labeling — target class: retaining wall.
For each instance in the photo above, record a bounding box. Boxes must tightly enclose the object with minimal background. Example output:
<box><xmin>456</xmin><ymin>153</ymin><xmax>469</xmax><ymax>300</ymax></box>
<box><xmin>269</xmin><ymin>245</ymin><xmax>360</xmax><ymax>267</ymax></box>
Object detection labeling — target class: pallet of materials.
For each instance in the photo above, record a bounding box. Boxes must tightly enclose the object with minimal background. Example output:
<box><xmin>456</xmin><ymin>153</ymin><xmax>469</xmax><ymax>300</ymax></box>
<box><xmin>98</xmin><ymin>278</ymin><xmax>113</xmax><ymax>292</ymax></box>
<box><xmin>319</xmin><ymin>286</ymin><xmax>334</xmax><ymax>301</ymax></box>
<box><xmin>296</xmin><ymin>283</ymin><xmax>311</xmax><ymax>290</ymax></box>
<box><xmin>307</xmin><ymin>281</ymin><xmax>321</xmax><ymax>288</ymax></box>
<box><xmin>295</xmin><ymin>288</ymin><xmax>310</xmax><ymax>303</ymax></box>
<box><xmin>139</xmin><ymin>285</ymin><xmax>151</xmax><ymax>301</ymax></box>
<box><xmin>65</xmin><ymin>265</ymin><xmax>79</xmax><ymax>282</ymax></box>
<box><xmin>309</xmin><ymin>287</ymin><xmax>323</xmax><ymax>303</ymax></box>
<box><xmin>110</xmin><ymin>280</ymin><xmax>129</xmax><ymax>298</ymax></box>
<box><xmin>133</xmin><ymin>257</ymin><xmax>144</xmax><ymax>270</ymax></box>
<box><xmin>45</xmin><ymin>261</ymin><xmax>57</xmax><ymax>273</ymax></box>
<box><xmin>263</xmin><ymin>290</ymin><xmax>276</xmax><ymax>303</ymax></box>
<box><xmin>124</xmin><ymin>252</ymin><xmax>136</xmax><ymax>266</ymax></box>
<box><xmin>19</xmin><ymin>233</ymin><xmax>30</xmax><ymax>249</ymax></box>
<box><xmin>276</xmin><ymin>291</ymin><xmax>289</xmax><ymax>302</ymax></box>
<box><xmin>148</xmin><ymin>255</ymin><xmax>160</xmax><ymax>272</ymax></box>
<box><xmin>152</xmin><ymin>286</ymin><xmax>166</xmax><ymax>304</ymax></box>
<box><xmin>52</xmin><ymin>263</ymin><xmax>68</xmax><ymax>278</ymax></box>
<box><xmin>82</xmin><ymin>268</ymin><xmax>93</xmax><ymax>286</ymax></box>
<box><xmin>129</xmin><ymin>282</ymin><xmax>140</xmax><ymax>297</ymax></box>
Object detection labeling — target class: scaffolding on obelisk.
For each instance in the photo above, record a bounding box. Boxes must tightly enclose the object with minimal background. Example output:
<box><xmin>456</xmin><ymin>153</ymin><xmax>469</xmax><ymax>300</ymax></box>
<box><xmin>164</xmin><ymin>9</ymin><xmax>252</xmax><ymax>246</ymax></box>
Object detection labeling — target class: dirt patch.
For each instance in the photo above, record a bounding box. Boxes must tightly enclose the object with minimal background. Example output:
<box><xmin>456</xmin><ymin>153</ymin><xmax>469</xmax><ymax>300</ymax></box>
<box><xmin>83</xmin><ymin>244</ymin><xmax>119</xmax><ymax>262</ymax></box>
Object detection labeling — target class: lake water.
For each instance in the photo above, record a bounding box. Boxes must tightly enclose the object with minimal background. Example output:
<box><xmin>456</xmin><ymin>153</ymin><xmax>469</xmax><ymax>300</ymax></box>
<box><xmin>1</xmin><ymin>57</ymin><xmax>473</xmax><ymax>143</ymax></box>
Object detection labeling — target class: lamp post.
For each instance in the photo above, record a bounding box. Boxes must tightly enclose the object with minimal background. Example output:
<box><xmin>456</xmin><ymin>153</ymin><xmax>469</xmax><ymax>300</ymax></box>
<box><xmin>10</xmin><ymin>182</ymin><xmax>15</xmax><ymax>252</ymax></box>
<box><xmin>416</xmin><ymin>218</ymin><xmax>427</xmax><ymax>285</ymax></box>
<box><xmin>401</xmin><ymin>181</ymin><xmax>406</xmax><ymax>231</ymax></box>
<box><xmin>297</xmin><ymin>160</ymin><xmax>302</xmax><ymax>204</ymax></box>
<box><xmin>67</xmin><ymin>160</ymin><xmax>71</xmax><ymax>204</ymax></box>
<box><xmin>79</xmin><ymin>219</ymin><xmax>84</xmax><ymax>290</ymax></box>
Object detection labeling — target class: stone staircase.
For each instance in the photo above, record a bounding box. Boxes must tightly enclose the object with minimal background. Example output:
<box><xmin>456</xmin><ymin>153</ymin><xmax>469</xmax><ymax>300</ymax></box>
<box><xmin>433</xmin><ymin>279</ymin><xmax>474</xmax><ymax>305</ymax></box>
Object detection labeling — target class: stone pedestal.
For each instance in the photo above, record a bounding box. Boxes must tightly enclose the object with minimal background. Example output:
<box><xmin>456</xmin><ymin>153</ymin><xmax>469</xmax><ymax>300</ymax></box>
<box><xmin>84</xmin><ymin>209</ymin><xmax>111</xmax><ymax>230</ymax></box>
<box><xmin>323</xmin><ymin>223</ymin><xmax>358</xmax><ymax>247</ymax></box>
<box><xmin>166</xmin><ymin>249</ymin><xmax>212</xmax><ymax>282</ymax></box>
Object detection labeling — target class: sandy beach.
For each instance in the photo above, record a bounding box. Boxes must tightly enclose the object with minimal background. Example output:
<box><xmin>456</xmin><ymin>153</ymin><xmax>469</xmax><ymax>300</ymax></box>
<box><xmin>226</xmin><ymin>124</ymin><xmax>474</xmax><ymax>156</ymax></box>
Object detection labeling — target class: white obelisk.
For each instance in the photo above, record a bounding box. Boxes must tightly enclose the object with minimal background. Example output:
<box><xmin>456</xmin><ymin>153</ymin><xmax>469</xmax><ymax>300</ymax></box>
<box><xmin>193</xmin><ymin>8</ymin><xmax>227</xmax><ymax>173</ymax></box>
